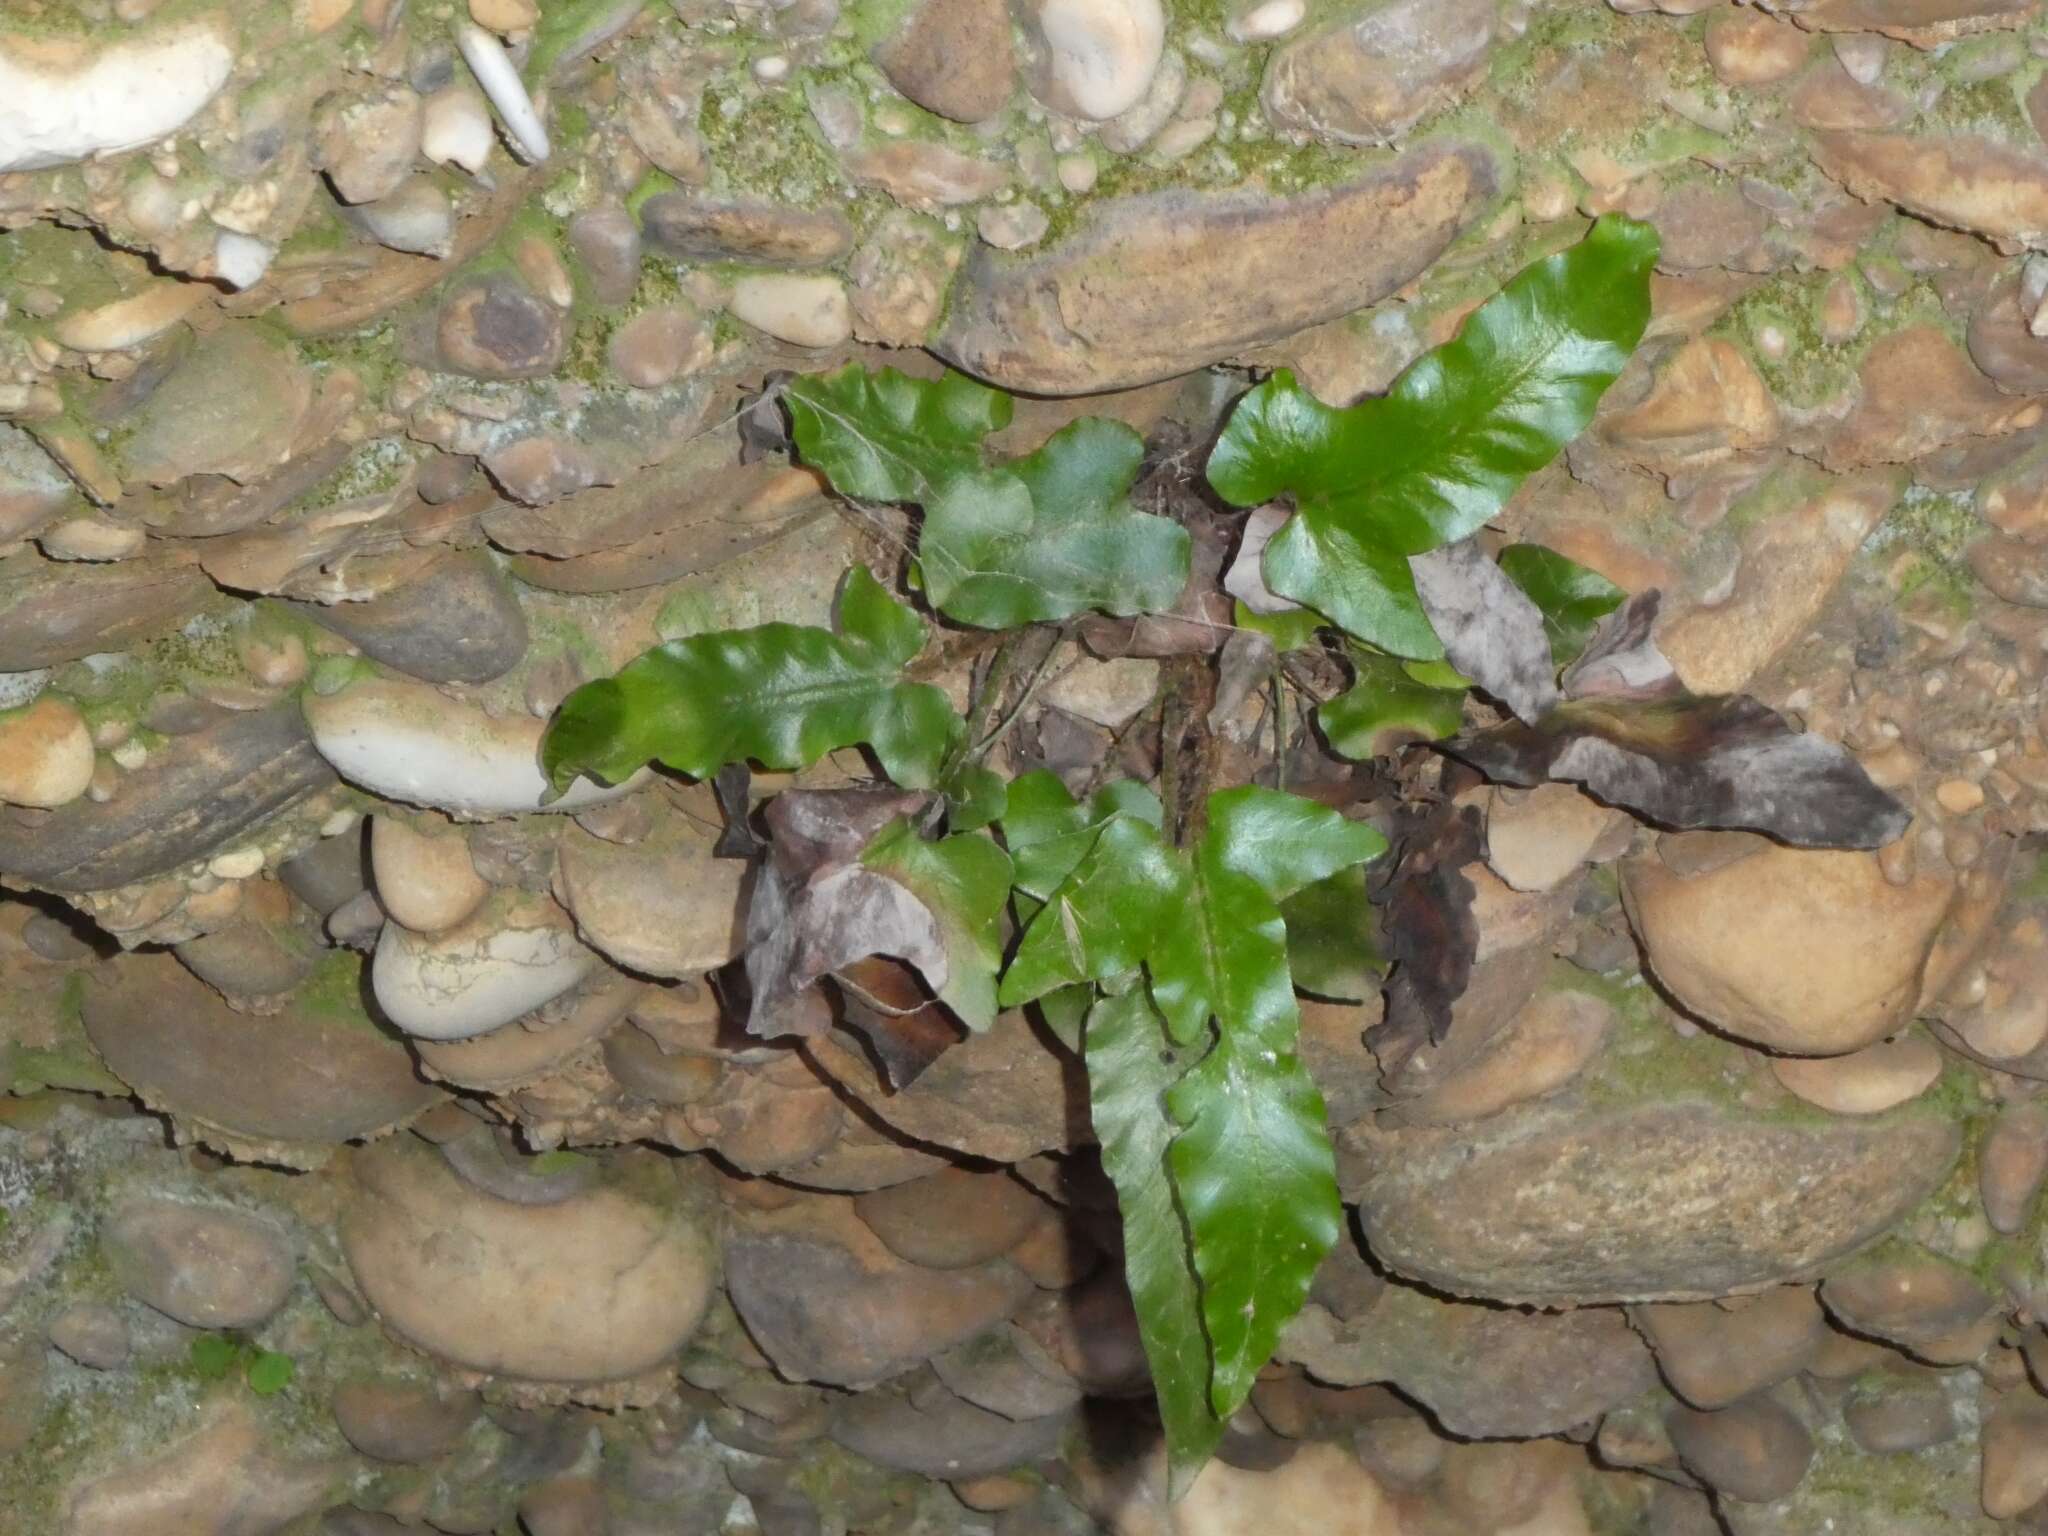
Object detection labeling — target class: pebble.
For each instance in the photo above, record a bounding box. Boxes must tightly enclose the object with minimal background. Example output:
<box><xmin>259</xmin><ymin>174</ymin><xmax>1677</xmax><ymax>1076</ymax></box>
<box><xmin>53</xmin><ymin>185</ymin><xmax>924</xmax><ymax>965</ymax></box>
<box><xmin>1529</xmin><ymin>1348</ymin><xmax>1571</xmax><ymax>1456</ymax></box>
<box><xmin>371</xmin><ymin>893</ymin><xmax>596</xmax><ymax>1040</ymax></box>
<box><xmin>101</xmin><ymin>1198</ymin><xmax>296</xmax><ymax>1329</ymax></box>
<box><xmin>727</xmin><ymin>274</ymin><xmax>854</xmax><ymax>349</ymax></box>
<box><xmin>1770</xmin><ymin>1034</ymin><xmax>1944</xmax><ymax>1116</ymax></box>
<box><xmin>1631</xmin><ymin>1288</ymin><xmax>1826</xmax><ymax>1410</ymax></box>
<box><xmin>1622</xmin><ymin>845</ymin><xmax>1954</xmax><ymax>1056</ymax></box>
<box><xmin>978</xmin><ymin>202</ymin><xmax>1051</xmax><ymax>251</ymax></box>
<box><xmin>341</xmin><ymin>1136</ymin><xmax>713</xmax><ymax>1383</ymax></box>
<box><xmin>370</xmin><ymin>816</ymin><xmax>488</xmax><ymax>935</ymax></box>
<box><xmin>331</xmin><ymin>1378</ymin><xmax>482</xmax><ymax>1463</ymax></box>
<box><xmin>1842</xmin><ymin>1372</ymin><xmax>1959</xmax><ymax>1454</ymax></box>
<box><xmin>48</xmin><ymin>1302</ymin><xmax>131</xmax><ymax>1369</ymax></box>
<box><xmin>1982</xmin><ymin>1102</ymin><xmax>2048</xmax><ymax>1234</ymax></box>
<box><xmin>318</xmin><ymin>85</ymin><xmax>422</xmax><ymax>205</ymax></box>
<box><xmin>567</xmin><ymin>204</ymin><xmax>642</xmax><ymax>306</ymax></box>
<box><xmin>52</xmin><ymin>279</ymin><xmax>204</xmax><ymax>353</ymax></box>
<box><xmin>554</xmin><ymin>814</ymin><xmax>747</xmax><ymax>978</ymax></box>
<box><xmin>303</xmin><ymin>677</ymin><xmax>645</xmax><ymax>816</ymax></box>
<box><xmin>1484</xmin><ymin>783</ymin><xmax>1629</xmax><ymax>894</ymax></box>
<box><xmin>1703</xmin><ymin>9</ymin><xmax>1811</xmax><ymax>86</ymax></box>
<box><xmin>1665</xmin><ymin>1394</ymin><xmax>1814</xmax><ymax>1503</ymax></box>
<box><xmin>1228</xmin><ymin>0</ymin><xmax>1306</xmax><ymax>43</ymax></box>
<box><xmin>874</xmin><ymin>0</ymin><xmax>1018</xmax><ymax>123</ymax></box>
<box><xmin>1821</xmin><ymin>1253</ymin><xmax>1995</xmax><ymax>1350</ymax></box>
<box><xmin>0</xmin><ymin>19</ymin><xmax>235</xmax><ymax>174</ymax></box>
<box><xmin>436</xmin><ymin>273</ymin><xmax>568</xmax><ymax>379</ymax></box>
<box><xmin>854</xmin><ymin>1168</ymin><xmax>1046</xmax><ymax>1271</ymax></box>
<box><xmin>0</xmin><ymin>695</ymin><xmax>94</xmax><ymax>809</ymax></box>
<box><xmin>1016</xmin><ymin>0</ymin><xmax>1166</xmax><ymax>121</ymax></box>
<box><xmin>421</xmin><ymin>83</ymin><xmax>494</xmax><ymax>175</ymax></box>
<box><xmin>1262</xmin><ymin>0</ymin><xmax>1495</xmax><ymax>145</ymax></box>
<box><xmin>1983</xmin><ymin>1392</ymin><xmax>2048</xmax><ymax>1518</ymax></box>
<box><xmin>607</xmin><ymin>304</ymin><xmax>713</xmax><ymax>389</ymax></box>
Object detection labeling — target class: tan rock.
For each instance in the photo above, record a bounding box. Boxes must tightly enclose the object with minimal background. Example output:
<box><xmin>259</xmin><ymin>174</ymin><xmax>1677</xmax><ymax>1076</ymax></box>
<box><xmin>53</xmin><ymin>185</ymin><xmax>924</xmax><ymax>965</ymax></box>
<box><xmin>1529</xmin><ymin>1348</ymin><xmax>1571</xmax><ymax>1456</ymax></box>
<box><xmin>853</xmin><ymin>1167</ymin><xmax>1045</xmax><ymax>1270</ymax></box>
<box><xmin>0</xmin><ymin>695</ymin><xmax>93</xmax><ymax>808</ymax></box>
<box><xmin>370</xmin><ymin>816</ymin><xmax>487</xmax><ymax>935</ymax></box>
<box><xmin>1821</xmin><ymin>325</ymin><xmax>2041</xmax><ymax>470</ymax></box>
<box><xmin>1622</xmin><ymin>844</ymin><xmax>1953</xmax><ymax>1055</ymax></box>
<box><xmin>61</xmin><ymin>1403</ymin><xmax>333</xmax><ymax>1536</ymax></box>
<box><xmin>469</xmin><ymin>0</ymin><xmax>538</xmax><ymax>30</ymax></box>
<box><xmin>1703</xmin><ymin>10</ymin><xmax>1812</xmax><ymax>85</ymax></box>
<box><xmin>1657</xmin><ymin>468</ymin><xmax>1899</xmax><ymax>694</ymax></box>
<box><xmin>873</xmin><ymin>0</ymin><xmax>1016</xmax><ymax>122</ymax></box>
<box><xmin>1813</xmin><ymin>128</ymin><xmax>2048</xmax><ymax>249</ymax></box>
<box><xmin>936</xmin><ymin>141</ymin><xmax>1495</xmax><ymax>394</ymax></box>
<box><xmin>844</xmin><ymin>141</ymin><xmax>1009</xmax><ymax>209</ymax></box>
<box><xmin>1603</xmin><ymin>337</ymin><xmax>1780</xmax><ymax>473</ymax></box>
<box><xmin>1982</xmin><ymin>1102</ymin><xmax>2048</xmax><ymax>1234</ymax></box>
<box><xmin>1770</xmin><ymin>1034</ymin><xmax>1943</xmax><ymax>1115</ymax></box>
<box><xmin>554</xmin><ymin>813</ymin><xmax>746</xmax><ymax>979</ymax></box>
<box><xmin>1820</xmin><ymin>1251</ymin><xmax>1995</xmax><ymax>1349</ymax></box>
<box><xmin>727</xmin><ymin>274</ymin><xmax>852</xmax><ymax>348</ymax></box>
<box><xmin>341</xmin><ymin>1135</ymin><xmax>714</xmax><ymax>1383</ymax></box>
<box><xmin>1484</xmin><ymin>783</ymin><xmax>1630</xmax><ymax>894</ymax></box>
<box><xmin>1172</xmin><ymin>1442</ymin><xmax>1398</xmax><ymax>1536</ymax></box>
<box><xmin>1664</xmin><ymin>1394</ymin><xmax>1814</xmax><ymax>1504</ymax></box>
<box><xmin>1982</xmin><ymin>1391</ymin><xmax>2048</xmax><ymax>1518</ymax></box>
<box><xmin>1388</xmin><ymin>989</ymin><xmax>1612</xmax><ymax>1128</ymax></box>
<box><xmin>1631</xmin><ymin>1288</ymin><xmax>1827</xmax><ymax>1410</ymax></box>
<box><xmin>52</xmin><ymin>279</ymin><xmax>204</xmax><ymax>353</ymax></box>
<box><xmin>1791</xmin><ymin>0</ymin><xmax>2040</xmax><ymax>47</ymax></box>
<box><xmin>1260</xmin><ymin>0</ymin><xmax>1496</xmax><ymax>146</ymax></box>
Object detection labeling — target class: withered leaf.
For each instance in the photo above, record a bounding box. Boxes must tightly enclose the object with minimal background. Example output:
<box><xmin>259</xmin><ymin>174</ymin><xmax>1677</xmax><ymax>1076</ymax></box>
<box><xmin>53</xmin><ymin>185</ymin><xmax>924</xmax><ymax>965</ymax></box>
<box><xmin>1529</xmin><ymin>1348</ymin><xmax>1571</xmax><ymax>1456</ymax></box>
<box><xmin>1369</xmin><ymin>800</ymin><xmax>1484</xmax><ymax>1057</ymax></box>
<box><xmin>712</xmin><ymin>761</ymin><xmax>762</xmax><ymax>860</ymax></box>
<box><xmin>1557</xmin><ymin>589</ymin><xmax>1677</xmax><ymax>703</ymax></box>
<box><xmin>1443</xmin><ymin>694</ymin><xmax>1911</xmax><ymax>850</ymax></box>
<box><xmin>833</xmin><ymin>955</ymin><xmax>966</xmax><ymax>1089</ymax></box>
<box><xmin>738</xmin><ymin>369</ymin><xmax>796</xmax><ymax>464</ymax></box>
<box><xmin>1222</xmin><ymin>504</ymin><xmax>1302</xmax><ymax>617</ymax></box>
<box><xmin>1406</xmin><ymin>539</ymin><xmax>1558</xmax><ymax>726</ymax></box>
<box><xmin>743</xmin><ymin>787</ymin><xmax>944</xmax><ymax>1038</ymax></box>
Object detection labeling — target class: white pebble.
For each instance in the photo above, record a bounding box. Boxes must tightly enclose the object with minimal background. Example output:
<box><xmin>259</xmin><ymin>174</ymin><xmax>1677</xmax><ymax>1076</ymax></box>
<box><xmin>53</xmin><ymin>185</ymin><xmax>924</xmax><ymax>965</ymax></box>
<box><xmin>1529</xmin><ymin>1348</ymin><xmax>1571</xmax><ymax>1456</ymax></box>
<box><xmin>1227</xmin><ymin>0</ymin><xmax>1305</xmax><ymax>43</ymax></box>
<box><xmin>753</xmin><ymin>54</ymin><xmax>791</xmax><ymax>83</ymax></box>
<box><xmin>455</xmin><ymin>20</ymin><xmax>550</xmax><ymax>164</ymax></box>
<box><xmin>212</xmin><ymin>231</ymin><xmax>274</xmax><ymax>291</ymax></box>
<box><xmin>421</xmin><ymin>83</ymin><xmax>495</xmax><ymax>175</ymax></box>
<box><xmin>206</xmin><ymin>845</ymin><xmax>266</xmax><ymax>880</ymax></box>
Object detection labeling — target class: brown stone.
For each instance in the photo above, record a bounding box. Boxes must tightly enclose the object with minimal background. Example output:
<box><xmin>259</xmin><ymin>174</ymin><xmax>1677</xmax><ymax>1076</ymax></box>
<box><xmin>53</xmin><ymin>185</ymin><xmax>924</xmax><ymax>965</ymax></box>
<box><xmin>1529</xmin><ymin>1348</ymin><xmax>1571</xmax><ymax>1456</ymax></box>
<box><xmin>1631</xmin><ymin>1289</ymin><xmax>1827</xmax><ymax>1410</ymax></box>
<box><xmin>873</xmin><ymin>0</ymin><xmax>1016</xmax><ymax>122</ymax></box>
<box><xmin>853</xmin><ymin>1167</ymin><xmax>1045</xmax><ymax>1270</ymax></box>
<box><xmin>935</xmin><ymin>141</ymin><xmax>1496</xmax><ymax>394</ymax></box>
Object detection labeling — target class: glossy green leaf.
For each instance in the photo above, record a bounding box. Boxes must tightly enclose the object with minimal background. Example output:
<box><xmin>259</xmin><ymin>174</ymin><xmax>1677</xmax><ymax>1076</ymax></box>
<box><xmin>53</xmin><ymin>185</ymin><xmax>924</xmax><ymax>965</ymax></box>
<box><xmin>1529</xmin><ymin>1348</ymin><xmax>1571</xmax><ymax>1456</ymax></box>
<box><xmin>785</xmin><ymin>363</ymin><xmax>1011</xmax><ymax>503</ymax></box>
<box><xmin>942</xmin><ymin>762</ymin><xmax>1008</xmax><ymax>832</ymax></box>
<box><xmin>1279</xmin><ymin>864</ymin><xmax>1385</xmax><ymax>1002</ymax></box>
<box><xmin>245</xmin><ymin>1350</ymin><xmax>295</xmax><ymax>1396</ymax></box>
<box><xmin>1148</xmin><ymin>789</ymin><xmax>1388</xmax><ymax>1047</ymax></box>
<box><xmin>542</xmin><ymin>566</ymin><xmax>963</xmax><ymax>792</ymax></box>
<box><xmin>1032</xmin><ymin>983</ymin><xmax>1094</xmax><ymax>1052</ymax></box>
<box><xmin>864</xmin><ymin>819</ymin><xmax>1014</xmax><ymax>1031</ymax></box>
<box><xmin>919</xmin><ymin>418</ymin><xmax>1192</xmax><ymax>629</ymax></box>
<box><xmin>1001</xmin><ymin>812</ymin><xmax>1187</xmax><ymax>1006</ymax></box>
<box><xmin>1319</xmin><ymin>647</ymin><xmax>1468</xmax><ymax>761</ymax></box>
<box><xmin>1000</xmin><ymin>771</ymin><xmax>1163</xmax><ymax>902</ymax></box>
<box><xmin>1166</xmin><ymin>1024</ymin><xmax>1342</xmax><ymax>1421</ymax></box>
<box><xmin>1146</xmin><ymin>790</ymin><xmax>1380</xmax><ymax>1422</ymax></box>
<box><xmin>1207</xmin><ymin>216</ymin><xmax>1658</xmax><ymax>651</ymax></box>
<box><xmin>1496</xmin><ymin>544</ymin><xmax>1626</xmax><ymax>668</ymax></box>
<box><xmin>1085</xmin><ymin>988</ymin><xmax>1222</xmax><ymax>1495</ymax></box>
<box><xmin>1232</xmin><ymin>598</ymin><xmax>1324</xmax><ymax>653</ymax></box>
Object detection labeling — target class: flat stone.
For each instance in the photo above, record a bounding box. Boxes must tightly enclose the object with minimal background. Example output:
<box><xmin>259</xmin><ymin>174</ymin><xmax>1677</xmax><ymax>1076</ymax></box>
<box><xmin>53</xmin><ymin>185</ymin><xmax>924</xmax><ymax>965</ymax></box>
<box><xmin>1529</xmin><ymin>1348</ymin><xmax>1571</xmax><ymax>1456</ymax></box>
<box><xmin>102</xmin><ymin>1197</ymin><xmax>296</xmax><ymax>1329</ymax></box>
<box><xmin>829</xmin><ymin>1377</ymin><xmax>1070</xmax><ymax>1479</ymax></box>
<box><xmin>640</xmin><ymin>194</ymin><xmax>852</xmax><ymax>266</ymax></box>
<box><xmin>874</xmin><ymin>0</ymin><xmax>1017</xmax><ymax>122</ymax></box>
<box><xmin>295</xmin><ymin>552</ymin><xmax>529</xmax><ymax>684</ymax></box>
<box><xmin>935</xmin><ymin>141</ymin><xmax>1495</xmax><ymax>394</ymax></box>
<box><xmin>1348</xmin><ymin>1093</ymin><xmax>1961</xmax><ymax>1305</ymax></box>
<box><xmin>1770</xmin><ymin>1034</ymin><xmax>1943</xmax><ymax>1116</ymax></box>
<box><xmin>853</xmin><ymin>1167</ymin><xmax>1045</xmax><ymax>1270</ymax></box>
<box><xmin>1261</xmin><ymin>0</ymin><xmax>1495</xmax><ymax>145</ymax></box>
<box><xmin>85</xmin><ymin>952</ymin><xmax>439</xmax><ymax>1165</ymax></box>
<box><xmin>372</xmin><ymin>892</ymin><xmax>596</xmax><ymax>1041</ymax></box>
<box><xmin>0</xmin><ymin>551</ymin><xmax>212</xmax><ymax>671</ymax></box>
<box><xmin>0</xmin><ymin>702</ymin><xmax>334</xmax><ymax>893</ymax></box>
<box><xmin>1812</xmin><ymin>129</ymin><xmax>2048</xmax><ymax>248</ymax></box>
<box><xmin>725</xmin><ymin>1190</ymin><xmax>1035</xmax><ymax>1389</ymax></box>
<box><xmin>60</xmin><ymin>1403</ymin><xmax>334</xmax><ymax>1536</ymax></box>
<box><xmin>804</xmin><ymin>1013</ymin><xmax>1086</xmax><ymax>1163</ymax></box>
<box><xmin>118</xmin><ymin>327</ymin><xmax>313</xmax><ymax>487</ymax></box>
<box><xmin>1279</xmin><ymin>1283</ymin><xmax>1656</xmax><ymax>1437</ymax></box>
<box><xmin>0</xmin><ymin>694</ymin><xmax>93</xmax><ymax>809</ymax></box>
<box><xmin>1630</xmin><ymin>1288</ymin><xmax>1827</xmax><ymax>1410</ymax></box>
<box><xmin>331</xmin><ymin>1379</ymin><xmax>481</xmax><ymax>1463</ymax></box>
<box><xmin>341</xmin><ymin>1136</ymin><xmax>714</xmax><ymax>1383</ymax></box>
<box><xmin>370</xmin><ymin>816</ymin><xmax>488</xmax><ymax>936</ymax></box>
<box><xmin>47</xmin><ymin>1303</ymin><xmax>130</xmax><ymax>1370</ymax></box>
<box><xmin>1819</xmin><ymin>326</ymin><xmax>2040</xmax><ymax>471</ymax></box>
<box><xmin>1666</xmin><ymin>1394</ymin><xmax>1814</xmax><ymax>1504</ymax></box>
<box><xmin>436</xmin><ymin>273</ymin><xmax>568</xmax><ymax>380</ymax></box>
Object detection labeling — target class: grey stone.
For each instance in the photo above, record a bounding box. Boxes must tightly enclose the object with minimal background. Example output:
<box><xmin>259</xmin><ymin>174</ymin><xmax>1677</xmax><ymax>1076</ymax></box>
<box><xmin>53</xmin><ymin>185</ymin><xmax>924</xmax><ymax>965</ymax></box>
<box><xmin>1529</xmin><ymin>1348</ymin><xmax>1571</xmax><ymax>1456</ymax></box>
<box><xmin>48</xmin><ymin>1302</ymin><xmax>130</xmax><ymax>1369</ymax></box>
<box><xmin>1279</xmin><ymin>1285</ymin><xmax>1658</xmax><ymax>1438</ymax></box>
<box><xmin>1347</xmin><ymin>1097</ymin><xmax>1961</xmax><ymax>1305</ymax></box>
<box><xmin>0</xmin><ymin>702</ymin><xmax>335</xmax><ymax>893</ymax></box>
<box><xmin>829</xmin><ymin>1375</ymin><xmax>1071</xmax><ymax>1479</ymax></box>
<box><xmin>331</xmin><ymin>1379</ymin><xmax>481</xmax><ymax>1463</ymax></box>
<box><xmin>640</xmin><ymin>194</ymin><xmax>853</xmax><ymax>267</ymax></box>
<box><xmin>935</xmin><ymin>141</ymin><xmax>1496</xmax><ymax>393</ymax></box>
<box><xmin>567</xmin><ymin>205</ymin><xmax>642</xmax><ymax>306</ymax></box>
<box><xmin>84</xmin><ymin>951</ymin><xmax>440</xmax><ymax>1160</ymax></box>
<box><xmin>1261</xmin><ymin>0</ymin><xmax>1496</xmax><ymax>145</ymax></box>
<box><xmin>295</xmin><ymin>551</ymin><xmax>529</xmax><ymax>684</ymax></box>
